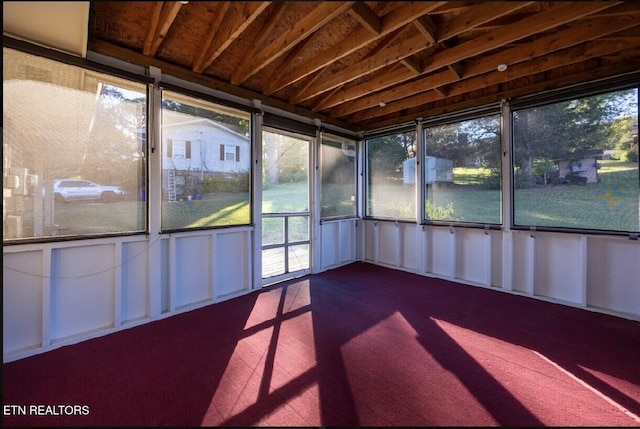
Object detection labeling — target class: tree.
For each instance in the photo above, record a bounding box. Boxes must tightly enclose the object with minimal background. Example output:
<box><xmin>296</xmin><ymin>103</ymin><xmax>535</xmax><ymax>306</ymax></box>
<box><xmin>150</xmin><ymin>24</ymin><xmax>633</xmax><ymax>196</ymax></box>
<box><xmin>512</xmin><ymin>89</ymin><xmax>635</xmax><ymax>180</ymax></box>
<box><xmin>366</xmin><ymin>131</ymin><xmax>416</xmax><ymax>179</ymax></box>
<box><xmin>162</xmin><ymin>99</ymin><xmax>249</xmax><ymax>137</ymax></box>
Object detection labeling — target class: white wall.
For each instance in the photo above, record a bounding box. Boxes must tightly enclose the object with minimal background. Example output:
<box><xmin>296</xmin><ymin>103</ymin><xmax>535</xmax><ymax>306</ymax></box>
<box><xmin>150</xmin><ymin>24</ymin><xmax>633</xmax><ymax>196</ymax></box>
<box><xmin>3</xmin><ymin>228</ymin><xmax>255</xmax><ymax>362</ymax></box>
<box><xmin>361</xmin><ymin>219</ymin><xmax>640</xmax><ymax>321</ymax></box>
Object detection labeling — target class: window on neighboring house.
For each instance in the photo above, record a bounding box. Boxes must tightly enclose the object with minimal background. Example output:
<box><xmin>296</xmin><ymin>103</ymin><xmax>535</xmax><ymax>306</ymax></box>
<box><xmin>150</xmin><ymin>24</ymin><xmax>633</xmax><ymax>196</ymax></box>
<box><xmin>512</xmin><ymin>87</ymin><xmax>639</xmax><ymax>233</ymax></box>
<box><xmin>3</xmin><ymin>47</ymin><xmax>147</xmax><ymax>243</ymax></box>
<box><xmin>423</xmin><ymin>113</ymin><xmax>502</xmax><ymax>225</ymax></box>
<box><xmin>220</xmin><ymin>144</ymin><xmax>239</xmax><ymax>162</ymax></box>
<box><xmin>167</xmin><ymin>139</ymin><xmax>191</xmax><ymax>158</ymax></box>
<box><xmin>161</xmin><ymin>89</ymin><xmax>251</xmax><ymax>231</ymax></box>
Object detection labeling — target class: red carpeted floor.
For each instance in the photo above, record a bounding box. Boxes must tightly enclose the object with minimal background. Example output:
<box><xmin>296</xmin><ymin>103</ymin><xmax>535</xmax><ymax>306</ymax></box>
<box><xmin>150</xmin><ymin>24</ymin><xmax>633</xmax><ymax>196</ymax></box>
<box><xmin>3</xmin><ymin>262</ymin><xmax>640</xmax><ymax>427</ymax></box>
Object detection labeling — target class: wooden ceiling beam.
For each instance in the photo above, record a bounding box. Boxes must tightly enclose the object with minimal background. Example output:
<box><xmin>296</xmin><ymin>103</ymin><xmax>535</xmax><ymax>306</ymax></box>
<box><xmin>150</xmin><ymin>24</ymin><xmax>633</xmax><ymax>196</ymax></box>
<box><xmin>348</xmin><ymin>2</ymin><xmax>381</xmax><ymax>35</ymax></box>
<box><xmin>401</xmin><ymin>56</ymin><xmax>422</xmax><ymax>75</ymax></box>
<box><xmin>263</xmin><ymin>1</ymin><xmax>447</xmax><ymax>96</ymax></box>
<box><xmin>412</xmin><ymin>15</ymin><xmax>438</xmax><ymax>44</ymax></box>
<box><xmin>318</xmin><ymin>1</ymin><xmax>619</xmax><ymax>113</ymax></box>
<box><xmin>438</xmin><ymin>1</ymin><xmax>533</xmax><ymax>41</ymax></box>
<box><xmin>193</xmin><ymin>1</ymin><xmax>269</xmax><ymax>73</ymax></box>
<box><xmin>328</xmin><ymin>68</ymin><xmax>455</xmax><ymax>117</ymax></box>
<box><xmin>347</xmin><ymin>35</ymin><xmax>640</xmax><ymax>124</ymax></box>
<box><xmin>231</xmin><ymin>1</ymin><xmax>354</xmax><ymax>85</ymax></box>
<box><xmin>361</xmin><ymin>58</ymin><xmax>640</xmax><ymax>130</ymax></box>
<box><xmin>331</xmin><ymin>14</ymin><xmax>639</xmax><ymax>118</ymax></box>
<box><xmin>419</xmin><ymin>2</ymin><xmax>617</xmax><ymax>76</ymax></box>
<box><xmin>447</xmin><ymin>63</ymin><xmax>463</xmax><ymax>80</ymax></box>
<box><xmin>292</xmin><ymin>32</ymin><xmax>430</xmax><ymax>104</ymax></box>
<box><xmin>191</xmin><ymin>2</ymin><xmax>230</xmax><ymax>71</ymax></box>
<box><xmin>143</xmin><ymin>1</ymin><xmax>184</xmax><ymax>56</ymax></box>
<box><xmin>231</xmin><ymin>3</ymin><xmax>287</xmax><ymax>79</ymax></box>
<box><xmin>310</xmin><ymin>1</ymin><xmax>538</xmax><ymax>110</ymax></box>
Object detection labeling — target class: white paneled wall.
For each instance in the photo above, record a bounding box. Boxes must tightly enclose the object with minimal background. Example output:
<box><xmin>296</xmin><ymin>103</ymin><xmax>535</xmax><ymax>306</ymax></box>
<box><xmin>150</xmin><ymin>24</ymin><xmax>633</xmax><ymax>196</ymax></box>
<box><xmin>3</xmin><ymin>228</ymin><xmax>255</xmax><ymax>362</ymax></box>
<box><xmin>319</xmin><ymin>219</ymin><xmax>358</xmax><ymax>271</ymax></box>
<box><xmin>4</xmin><ymin>215</ymin><xmax>638</xmax><ymax>363</ymax></box>
<box><xmin>362</xmin><ymin>219</ymin><xmax>640</xmax><ymax>321</ymax></box>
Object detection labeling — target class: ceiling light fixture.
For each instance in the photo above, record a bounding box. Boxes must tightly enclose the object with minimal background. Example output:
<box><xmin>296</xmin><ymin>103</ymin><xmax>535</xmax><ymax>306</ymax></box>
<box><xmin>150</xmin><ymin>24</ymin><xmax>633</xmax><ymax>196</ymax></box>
<box><xmin>379</xmin><ymin>101</ymin><xmax>386</xmax><ymax>107</ymax></box>
<box><xmin>497</xmin><ymin>63</ymin><xmax>508</xmax><ymax>72</ymax></box>
<box><xmin>179</xmin><ymin>1</ymin><xmax>189</xmax><ymax>4</ymax></box>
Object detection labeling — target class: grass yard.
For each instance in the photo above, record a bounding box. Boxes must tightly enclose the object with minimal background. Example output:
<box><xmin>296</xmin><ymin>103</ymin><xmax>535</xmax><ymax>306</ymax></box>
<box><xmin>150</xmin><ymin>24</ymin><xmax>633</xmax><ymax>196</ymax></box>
<box><xmin>514</xmin><ymin>160</ymin><xmax>639</xmax><ymax>231</ymax></box>
<box><xmin>367</xmin><ymin>160</ymin><xmax>638</xmax><ymax>231</ymax></box>
<box><xmin>47</xmin><ymin>160</ymin><xmax>639</xmax><ymax>237</ymax></box>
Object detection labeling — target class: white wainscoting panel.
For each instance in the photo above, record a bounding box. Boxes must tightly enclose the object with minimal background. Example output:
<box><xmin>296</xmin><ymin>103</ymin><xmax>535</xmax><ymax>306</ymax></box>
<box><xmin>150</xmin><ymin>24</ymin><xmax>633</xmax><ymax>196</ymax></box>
<box><xmin>121</xmin><ymin>241</ymin><xmax>150</xmax><ymax>324</ymax></box>
<box><xmin>511</xmin><ymin>231</ymin><xmax>535</xmax><ymax>295</ymax></box>
<box><xmin>214</xmin><ymin>229</ymin><xmax>252</xmax><ymax>299</ymax></box>
<box><xmin>430</xmin><ymin>227</ymin><xmax>455</xmax><ymax>278</ymax></box>
<box><xmin>456</xmin><ymin>228</ymin><xmax>491</xmax><ymax>286</ymax></box>
<box><xmin>339</xmin><ymin>220</ymin><xmax>357</xmax><ymax>264</ymax></box>
<box><xmin>3</xmin><ymin>250</ymin><xmax>44</xmax><ymax>355</ymax></box>
<box><xmin>50</xmin><ymin>244</ymin><xmax>116</xmax><ymax>342</ymax></box>
<box><xmin>174</xmin><ymin>235</ymin><xmax>213</xmax><ymax>308</ymax></box>
<box><xmin>378</xmin><ymin>221</ymin><xmax>400</xmax><ymax>267</ymax></box>
<box><xmin>533</xmin><ymin>233</ymin><xmax>585</xmax><ymax>304</ymax></box>
<box><xmin>587</xmin><ymin>236</ymin><xmax>640</xmax><ymax>317</ymax></box>
<box><xmin>400</xmin><ymin>223</ymin><xmax>420</xmax><ymax>272</ymax></box>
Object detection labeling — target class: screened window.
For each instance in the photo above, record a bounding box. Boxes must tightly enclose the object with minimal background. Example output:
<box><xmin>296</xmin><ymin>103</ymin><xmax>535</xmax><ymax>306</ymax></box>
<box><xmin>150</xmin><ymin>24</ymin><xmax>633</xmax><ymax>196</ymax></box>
<box><xmin>3</xmin><ymin>47</ymin><xmax>147</xmax><ymax>243</ymax></box>
<box><xmin>320</xmin><ymin>132</ymin><xmax>357</xmax><ymax>219</ymax></box>
<box><xmin>161</xmin><ymin>90</ymin><xmax>251</xmax><ymax>231</ymax></box>
<box><xmin>167</xmin><ymin>139</ymin><xmax>191</xmax><ymax>158</ymax></box>
<box><xmin>423</xmin><ymin>115</ymin><xmax>502</xmax><ymax>224</ymax></box>
<box><xmin>221</xmin><ymin>144</ymin><xmax>239</xmax><ymax>162</ymax></box>
<box><xmin>366</xmin><ymin>130</ymin><xmax>417</xmax><ymax>220</ymax></box>
<box><xmin>512</xmin><ymin>88</ymin><xmax>639</xmax><ymax>232</ymax></box>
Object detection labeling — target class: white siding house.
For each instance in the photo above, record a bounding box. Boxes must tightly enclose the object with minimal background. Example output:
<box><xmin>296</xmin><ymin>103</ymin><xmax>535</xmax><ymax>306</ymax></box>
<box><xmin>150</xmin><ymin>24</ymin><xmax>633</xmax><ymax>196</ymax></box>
<box><xmin>162</xmin><ymin>111</ymin><xmax>250</xmax><ymax>175</ymax></box>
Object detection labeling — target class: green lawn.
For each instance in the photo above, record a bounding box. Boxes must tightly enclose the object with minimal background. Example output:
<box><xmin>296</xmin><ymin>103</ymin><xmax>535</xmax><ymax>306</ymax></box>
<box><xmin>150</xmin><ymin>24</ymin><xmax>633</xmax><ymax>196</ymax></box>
<box><xmin>514</xmin><ymin>160</ymin><xmax>638</xmax><ymax>231</ymax></box>
<box><xmin>46</xmin><ymin>160</ymin><xmax>639</xmax><ymax>236</ymax></box>
<box><xmin>367</xmin><ymin>160</ymin><xmax>639</xmax><ymax>231</ymax></box>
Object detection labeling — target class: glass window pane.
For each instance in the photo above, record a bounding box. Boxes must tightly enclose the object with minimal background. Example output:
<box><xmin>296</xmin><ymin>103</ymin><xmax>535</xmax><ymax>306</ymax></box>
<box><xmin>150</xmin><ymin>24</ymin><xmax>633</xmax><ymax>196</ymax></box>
<box><xmin>262</xmin><ymin>247</ymin><xmax>284</xmax><ymax>278</ymax></box>
<box><xmin>3</xmin><ymin>48</ymin><xmax>147</xmax><ymax>243</ymax></box>
<box><xmin>161</xmin><ymin>90</ymin><xmax>251</xmax><ymax>231</ymax></box>
<box><xmin>366</xmin><ymin>131</ymin><xmax>417</xmax><ymax>220</ymax></box>
<box><xmin>288</xmin><ymin>244</ymin><xmax>310</xmax><ymax>272</ymax></box>
<box><xmin>289</xmin><ymin>215</ymin><xmax>309</xmax><ymax>242</ymax></box>
<box><xmin>261</xmin><ymin>130</ymin><xmax>309</xmax><ymax>214</ymax></box>
<box><xmin>512</xmin><ymin>88</ymin><xmax>639</xmax><ymax>232</ymax></box>
<box><xmin>424</xmin><ymin>115</ymin><xmax>502</xmax><ymax>224</ymax></box>
<box><xmin>320</xmin><ymin>133</ymin><xmax>357</xmax><ymax>219</ymax></box>
<box><xmin>262</xmin><ymin>217</ymin><xmax>284</xmax><ymax>245</ymax></box>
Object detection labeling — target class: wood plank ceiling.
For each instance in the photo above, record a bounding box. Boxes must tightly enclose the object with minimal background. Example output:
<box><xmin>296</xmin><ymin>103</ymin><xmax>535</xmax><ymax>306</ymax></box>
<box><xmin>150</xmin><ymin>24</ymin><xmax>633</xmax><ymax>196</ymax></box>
<box><xmin>87</xmin><ymin>1</ymin><xmax>640</xmax><ymax>133</ymax></box>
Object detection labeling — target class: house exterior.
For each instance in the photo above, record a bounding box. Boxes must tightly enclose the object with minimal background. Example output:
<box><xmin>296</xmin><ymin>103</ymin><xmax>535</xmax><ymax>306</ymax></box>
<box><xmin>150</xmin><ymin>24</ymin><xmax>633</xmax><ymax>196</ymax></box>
<box><xmin>161</xmin><ymin>110</ymin><xmax>250</xmax><ymax>198</ymax></box>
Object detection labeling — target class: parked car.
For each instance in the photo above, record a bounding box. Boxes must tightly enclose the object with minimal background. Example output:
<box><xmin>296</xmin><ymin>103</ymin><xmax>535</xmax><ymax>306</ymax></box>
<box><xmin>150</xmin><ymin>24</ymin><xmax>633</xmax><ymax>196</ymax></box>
<box><xmin>53</xmin><ymin>179</ymin><xmax>126</xmax><ymax>202</ymax></box>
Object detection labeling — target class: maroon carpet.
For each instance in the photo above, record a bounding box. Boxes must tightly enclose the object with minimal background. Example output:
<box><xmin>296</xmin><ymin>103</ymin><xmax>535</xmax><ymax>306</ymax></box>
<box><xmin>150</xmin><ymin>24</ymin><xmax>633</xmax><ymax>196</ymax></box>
<box><xmin>3</xmin><ymin>262</ymin><xmax>640</xmax><ymax>426</ymax></box>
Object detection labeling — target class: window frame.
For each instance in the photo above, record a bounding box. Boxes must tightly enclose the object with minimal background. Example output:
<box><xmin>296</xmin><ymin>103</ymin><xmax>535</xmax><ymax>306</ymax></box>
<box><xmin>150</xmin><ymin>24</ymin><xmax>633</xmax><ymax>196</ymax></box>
<box><xmin>508</xmin><ymin>77</ymin><xmax>639</xmax><ymax>236</ymax></box>
<box><xmin>363</xmin><ymin>126</ymin><xmax>418</xmax><ymax>222</ymax></box>
<box><xmin>3</xmin><ymin>38</ymin><xmax>152</xmax><ymax>245</ymax></box>
<box><xmin>159</xmin><ymin>87</ymin><xmax>254</xmax><ymax>233</ymax></box>
<box><xmin>319</xmin><ymin>131</ymin><xmax>359</xmax><ymax>221</ymax></box>
<box><xmin>419</xmin><ymin>106</ymin><xmax>503</xmax><ymax>229</ymax></box>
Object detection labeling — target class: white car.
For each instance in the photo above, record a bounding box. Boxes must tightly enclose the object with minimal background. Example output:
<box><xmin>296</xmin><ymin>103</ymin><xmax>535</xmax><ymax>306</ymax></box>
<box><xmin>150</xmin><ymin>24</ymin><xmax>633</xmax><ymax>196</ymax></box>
<box><xmin>53</xmin><ymin>179</ymin><xmax>126</xmax><ymax>202</ymax></box>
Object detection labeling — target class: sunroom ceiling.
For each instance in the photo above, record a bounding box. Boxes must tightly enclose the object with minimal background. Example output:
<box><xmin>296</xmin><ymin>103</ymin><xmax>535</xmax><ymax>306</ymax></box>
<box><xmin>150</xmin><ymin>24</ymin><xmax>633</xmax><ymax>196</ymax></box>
<box><xmin>87</xmin><ymin>1</ymin><xmax>640</xmax><ymax>133</ymax></box>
